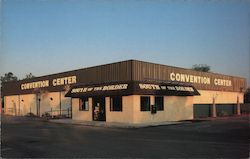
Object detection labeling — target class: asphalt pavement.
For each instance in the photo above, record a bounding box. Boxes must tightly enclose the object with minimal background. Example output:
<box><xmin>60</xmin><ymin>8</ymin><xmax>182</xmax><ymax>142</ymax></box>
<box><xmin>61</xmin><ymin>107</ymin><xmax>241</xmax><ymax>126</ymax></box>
<box><xmin>1</xmin><ymin>115</ymin><xmax>249</xmax><ymax>158</ymax></box>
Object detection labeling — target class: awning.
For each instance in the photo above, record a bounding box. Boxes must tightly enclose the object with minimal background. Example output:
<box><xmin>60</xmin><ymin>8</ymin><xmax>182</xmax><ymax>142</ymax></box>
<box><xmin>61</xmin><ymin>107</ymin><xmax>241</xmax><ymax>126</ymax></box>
<box><xmin>65</xmin><ymin>81</ymin><xmax>200</xmax><ymax>98</ymax></box>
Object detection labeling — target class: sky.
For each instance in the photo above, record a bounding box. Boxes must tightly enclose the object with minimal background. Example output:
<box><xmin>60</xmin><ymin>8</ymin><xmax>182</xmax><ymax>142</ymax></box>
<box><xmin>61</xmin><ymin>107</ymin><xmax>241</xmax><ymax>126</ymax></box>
<box><xmin>0</xmin><ymin>0</ymin><xmax>249</xmax><ymax>85</ymax></box>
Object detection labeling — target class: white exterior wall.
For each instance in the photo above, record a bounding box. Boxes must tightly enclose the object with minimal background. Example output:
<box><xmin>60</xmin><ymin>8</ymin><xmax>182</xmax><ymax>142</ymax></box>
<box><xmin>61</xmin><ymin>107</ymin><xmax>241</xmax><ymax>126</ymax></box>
<box><xmin>106</xmin><ymin>96</ymin><xmax>134</xmax><ymax>123</ymax></box>
<box><xmin>60</xmin><ymin>91</ymin><xmax>72</xmax><ymax>112</ymax></box>
<box><xmin>3</xmin><ymin>90</ymin><xmax>244</xmax><ymax>121</ymax></box>
<box><xmin>40</xmin><ymin>92</ymin><xmax>60</xmax><ymax>116</ymax></box>
<box><xmin>38</xmin><ymin>91</ymin><xmax>71</xmax><ymax>116</ymax></box>
<box><xmin>4</xmin><ymin>95</ymin><xmax>19</xmax><ymax>115</ymax></box>
<box><xmin>19</xmin><ymin>94</ymin><xmax>37</xmax><ymax>115</ymax></box>
<box><xmin>71</xmin><ymin>95</ymin><xmax>194</xmax><ymax>123</ymax></box>
<box><xmin>72</xmin><ymin>98</ymin><xmax>93</xmax><ymax>121</ymax></box>
<box><xmin>3</xmin><ymin>91</ymin><xmax>72</xmax><ymax>117</ymax></box>
<box><xmin>133</xmin><ymin>95</ymin><xmax>194</xmax><ymax>123</ymax></box>
<box><xmin>194</xmin><ymin>90</ymin><xmax>244</xmax><ymax>104</ymax></box>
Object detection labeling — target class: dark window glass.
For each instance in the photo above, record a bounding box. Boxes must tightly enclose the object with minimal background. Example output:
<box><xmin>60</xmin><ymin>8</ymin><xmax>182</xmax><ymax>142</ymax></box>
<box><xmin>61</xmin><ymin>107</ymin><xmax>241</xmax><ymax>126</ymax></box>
<box><xmin>155</xmin><ymin>96</ymin><xmax>164</xmax><ymax>111</ymax></box>
<box><xmin>110</xmin><ymin>96</ymin><xmax>122</xmax><ymax>111</ymax></box>
<box><xmin>79</xmin><ymin>98</ymin><xmax>89</xmax><ymax>111</ymax></box>
<box><xmin>141</xmin><ymin>96</ymin><xmax>150</xmax><ymax>111</ymax></box>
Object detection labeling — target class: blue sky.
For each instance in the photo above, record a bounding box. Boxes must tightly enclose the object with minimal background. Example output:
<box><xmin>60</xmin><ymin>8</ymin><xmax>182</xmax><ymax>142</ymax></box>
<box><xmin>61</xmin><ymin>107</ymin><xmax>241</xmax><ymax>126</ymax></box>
<box><xmin>1</xmin><ymin>0</ymin><xmax>249</xmax><ymax>85</ymax></box>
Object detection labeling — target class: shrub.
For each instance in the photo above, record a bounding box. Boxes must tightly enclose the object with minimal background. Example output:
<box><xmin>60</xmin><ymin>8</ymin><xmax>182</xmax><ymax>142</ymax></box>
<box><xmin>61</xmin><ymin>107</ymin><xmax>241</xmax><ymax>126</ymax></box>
<box><xmin>25</xmin><ymin>112</ymin><xmax>36</xmax><ymax>117</ymax></box>
<box><xmin>42</xmin><ymin>112</ymin><xmax>51</xmax><ymax>118</ymax></box>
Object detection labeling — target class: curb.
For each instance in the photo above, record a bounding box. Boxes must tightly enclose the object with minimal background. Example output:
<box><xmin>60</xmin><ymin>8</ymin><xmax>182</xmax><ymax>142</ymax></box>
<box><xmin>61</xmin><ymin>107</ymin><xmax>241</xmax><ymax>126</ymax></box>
<box><xmin>48</xmin><ymin>119</ymin><xmax>189</xmax><ymax>129</ymax></box>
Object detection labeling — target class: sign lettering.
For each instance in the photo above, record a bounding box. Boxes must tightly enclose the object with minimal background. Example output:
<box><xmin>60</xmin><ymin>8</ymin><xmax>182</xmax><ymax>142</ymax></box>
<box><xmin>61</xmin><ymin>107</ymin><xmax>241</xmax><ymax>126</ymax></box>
<box><xmin>139</xmin><ymin>84</ymin><xmax>161</xmax><ymax>90</ymax></box>
<box><xmin>139</xmin><ymin>83</ymin><xmax>195</xmax><ymax>92</ymax></box>
<box><xmin>71</xmin><ymin>84</ymin><xmax>128</xmax><ymax>93</ymax></box>
<box><xmin>170</xmin><ymin>72</ymin><xmax>232</xmax><ymax>87</ymax></box>
<box><xmin>21</xmin><ymin>75</ymin><xmax>77</xmax><ymax>90</ymax></box>
<box><xmin>21</xmin><ymin>80</ymin><xmax>49</xmax><ymax>90</ymax></box>
<box><xmin>170</xmin><ymin>73</ymin><xmax>210</xmax><ymax>85</ymax></box>
<box><xmin>52</xmin><ymin>76</ymin><xmax>76</xmax><ymax>86</ymax></box>
<box><xmin>214</xmin><ymin>78</ymin><xmax>232</xmax><ymax>86</ymax></box>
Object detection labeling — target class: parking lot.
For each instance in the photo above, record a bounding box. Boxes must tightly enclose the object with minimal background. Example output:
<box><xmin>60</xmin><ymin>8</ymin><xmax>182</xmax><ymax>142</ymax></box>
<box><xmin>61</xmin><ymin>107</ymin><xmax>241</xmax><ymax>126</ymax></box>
<box><xmin>1</xmin><ymin>115</ymin><xmax>249</xmax><ymax>158</ymax></box>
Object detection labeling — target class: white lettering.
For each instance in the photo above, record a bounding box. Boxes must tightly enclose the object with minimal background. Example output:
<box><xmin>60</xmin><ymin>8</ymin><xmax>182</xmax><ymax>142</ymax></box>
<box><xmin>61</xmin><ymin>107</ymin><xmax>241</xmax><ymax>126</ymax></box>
<box><xmin>170</xmin><ymin>73</ymin><xmax>175</xmax><ymax>81</ymax></box>
<box><xmin>52</xmin><ymin>76</ymin><xmax>77</xmax><ymax>86</ymax></box>
<box><xmin>214</xmin><ymin>79</ymin><xmax>232</xmax><ymax>87</ymax></box>
<box><xmin>21</xmin><ymin>80</ymin><xmax>49</xmax><ymax>90</ymax></box>
<box><xmin>167</xmin><ymin>86</ymin><xmax>176</xmax><ymax>90</ymax></box>
<box><xmin>175</xmin><ymin>86</ymin><xmax>194</xmax><ymax>92</ymax></box>
<box><xmin>170</xmin><ymin>72</ymin><xmax>210</xmax><ymax>85</ymax></box>
<box><xmin>139</xmin><ymin>84</ymin><xmax>161</xmax><ymax>90</ymax></box>
<box><xmin>71</xmin><ymin>84</ymin><xmax>128</xmax><ymax>94</ymax></box>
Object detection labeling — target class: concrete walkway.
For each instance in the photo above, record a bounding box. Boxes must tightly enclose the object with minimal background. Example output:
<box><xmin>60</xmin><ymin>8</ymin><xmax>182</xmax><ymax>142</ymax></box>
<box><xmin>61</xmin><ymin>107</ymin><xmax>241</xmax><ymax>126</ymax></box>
<box><xmin>48</xmin><ymin>115</ymin><xmax>249</xmax><ymax>128</ymax></box>
<box><xmin>49</xmin><ymin>119</ymin><xmax>187</xmax><ymax>128</ymax></box>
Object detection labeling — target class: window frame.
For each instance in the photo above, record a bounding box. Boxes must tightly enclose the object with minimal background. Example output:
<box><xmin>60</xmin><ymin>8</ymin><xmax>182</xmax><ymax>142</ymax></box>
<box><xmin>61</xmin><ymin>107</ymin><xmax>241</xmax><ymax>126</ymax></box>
<box><xmin>110</xmin><ymin>96</ymin><xmax>123</xmax><ymax>112</ymax></box>
<box><xmin>155</xmin><ymin>96</ymin><xmax>164</xmax><ymax>111</ymax></box>
<box><xmin>140</xmin><ymin>96</ymin><xmax>151</xmax><ymax>111</ymax></box>
<box><xmin>79</xmin><ymin>98</ymin><xmax>89</xmax><ymax>111</ymax></box>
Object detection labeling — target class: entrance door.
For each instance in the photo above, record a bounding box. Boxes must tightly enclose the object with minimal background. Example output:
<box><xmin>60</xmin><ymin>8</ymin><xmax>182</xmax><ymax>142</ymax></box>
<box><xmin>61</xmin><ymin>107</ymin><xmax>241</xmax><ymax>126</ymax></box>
<box><xmin>92</xmin><ymin>97</ymin><xmax>106</xmax><ymax>121</ymax></box>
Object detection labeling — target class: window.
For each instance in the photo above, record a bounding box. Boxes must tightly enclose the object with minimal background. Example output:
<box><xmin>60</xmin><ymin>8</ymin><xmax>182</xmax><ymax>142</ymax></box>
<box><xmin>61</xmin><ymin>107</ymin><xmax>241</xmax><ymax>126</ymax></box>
<box><xmin>155</xmin><ymin>96</ymin><xmax>164</xmax><ymax>111</ymax></box>
<box><xmin>110</xmin><ymin>96</ymin><xmax>122</xmax><ymax>111</ymax></box>
<box><xmin>141</xmin><ymin>96</ymin><xmax>150</xmax><ymax>111</ymax></box>
<box><xmin>79</xmin><ymin>98</ymin><xmax>89</xmax><ymax>111</ymax></box>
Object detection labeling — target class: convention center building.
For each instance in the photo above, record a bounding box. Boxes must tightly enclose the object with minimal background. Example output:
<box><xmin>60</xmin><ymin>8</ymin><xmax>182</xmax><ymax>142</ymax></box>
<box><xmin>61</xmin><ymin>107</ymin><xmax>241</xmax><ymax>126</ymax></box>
<box><xmin>2</xmin><ymin>60</ymin><xmax>246</xmax><ymax>123</ymax></box>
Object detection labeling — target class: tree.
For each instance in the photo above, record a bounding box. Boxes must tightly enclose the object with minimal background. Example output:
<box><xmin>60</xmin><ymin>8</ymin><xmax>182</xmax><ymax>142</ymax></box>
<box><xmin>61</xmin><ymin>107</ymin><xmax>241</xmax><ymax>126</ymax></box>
<box><xmin>192</xmin><ymin>64</ymin><xmax>210</xmax><ymax>72</ymax></box>
<box><xmin>23</xmin><ymin>73</ymin><xmax>35</xmax><ymax>79</ymax></box>
<box><xmin>0</xmin><ymin>72</ymin><xmax>18</xmax><ymax>98</ymax></box>
<box><xmin>0</xmin><ymin>72</ymin><xmax>18</xmax><ymax>83</ymax></box>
